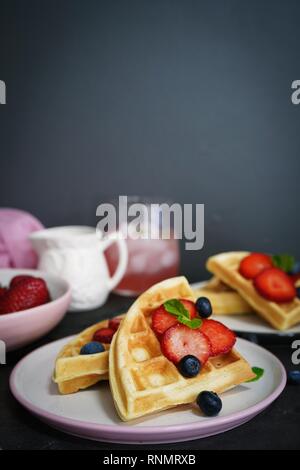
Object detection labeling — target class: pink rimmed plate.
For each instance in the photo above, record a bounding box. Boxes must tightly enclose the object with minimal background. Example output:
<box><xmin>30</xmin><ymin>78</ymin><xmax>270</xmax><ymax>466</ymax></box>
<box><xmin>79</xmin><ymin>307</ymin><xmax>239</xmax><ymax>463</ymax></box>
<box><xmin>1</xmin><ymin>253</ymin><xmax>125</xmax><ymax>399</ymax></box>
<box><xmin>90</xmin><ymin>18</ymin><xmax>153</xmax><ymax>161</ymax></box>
<box><xmin>10</xmin><ymin>337</ymin><xmax>286</xmax><ymax>444</ymax></box>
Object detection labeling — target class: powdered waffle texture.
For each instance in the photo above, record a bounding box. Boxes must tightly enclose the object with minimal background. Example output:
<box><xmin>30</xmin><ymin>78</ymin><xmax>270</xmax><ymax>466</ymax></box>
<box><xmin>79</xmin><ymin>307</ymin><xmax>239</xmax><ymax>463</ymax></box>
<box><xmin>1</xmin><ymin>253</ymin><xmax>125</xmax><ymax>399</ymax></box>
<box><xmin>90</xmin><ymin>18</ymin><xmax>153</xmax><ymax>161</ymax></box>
<box><xmin>193</xmin><ymin>276</ymin><xmax>253</xmax><ymax>315</ymax></box>
<box><xmin>207</xmin><ymin>252</ymin><xmax>300</xmax><ymax>330</ymax></box>
<box><xmin>54</xmin><ymin>316</ymin><xmax>123</xmax><ymax>394</ymax></box>
<box><xmin>109</xmin><ymin>276</ymin><xmax>255</xmax><ymax>421</ymax></box>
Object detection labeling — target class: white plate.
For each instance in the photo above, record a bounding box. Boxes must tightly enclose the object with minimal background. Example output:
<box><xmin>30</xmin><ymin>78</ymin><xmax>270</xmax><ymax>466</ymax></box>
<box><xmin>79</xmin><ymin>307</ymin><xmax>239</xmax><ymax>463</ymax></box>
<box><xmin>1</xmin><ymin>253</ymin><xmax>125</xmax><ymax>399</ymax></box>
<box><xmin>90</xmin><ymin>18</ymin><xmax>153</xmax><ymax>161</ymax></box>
<box><xmin>10</xmin><ymin>336</ymin><xmax>286</xmax><ymax>444</ymax></box>
<box><xmin>192</xmin><ymin>281</ymin><xmax>300</xmax><ymax>336</ymax></box>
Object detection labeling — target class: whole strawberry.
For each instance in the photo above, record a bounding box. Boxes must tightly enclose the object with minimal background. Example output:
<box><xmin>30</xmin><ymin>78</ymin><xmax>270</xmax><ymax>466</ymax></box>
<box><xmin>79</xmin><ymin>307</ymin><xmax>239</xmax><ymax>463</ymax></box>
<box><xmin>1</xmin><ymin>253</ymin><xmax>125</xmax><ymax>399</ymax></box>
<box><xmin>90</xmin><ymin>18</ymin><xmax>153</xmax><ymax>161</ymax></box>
<box><xmin>0</xmin><ymin>285</ymin><xmax>7</xmax><ymax>298</ymax></box>
<box><xmin>0</xmin><ymin>277</ymin><xmax>50</xmax><ymax>314</ymax></box>
<box><xmin>10</xmin><ymin>274</ymin><xmax>35</xmax><ymax>289</ymax></box>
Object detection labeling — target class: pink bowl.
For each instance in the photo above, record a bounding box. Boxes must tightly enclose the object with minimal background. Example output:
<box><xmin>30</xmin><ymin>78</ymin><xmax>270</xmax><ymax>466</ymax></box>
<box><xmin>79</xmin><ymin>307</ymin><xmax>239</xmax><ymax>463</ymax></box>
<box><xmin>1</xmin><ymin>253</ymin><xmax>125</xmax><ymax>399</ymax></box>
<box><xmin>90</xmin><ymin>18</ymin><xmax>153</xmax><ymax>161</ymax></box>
<box><xmin>0</xmin><ymin>269</ymin><xmax>71</xmax><ymax>351</ymax></box>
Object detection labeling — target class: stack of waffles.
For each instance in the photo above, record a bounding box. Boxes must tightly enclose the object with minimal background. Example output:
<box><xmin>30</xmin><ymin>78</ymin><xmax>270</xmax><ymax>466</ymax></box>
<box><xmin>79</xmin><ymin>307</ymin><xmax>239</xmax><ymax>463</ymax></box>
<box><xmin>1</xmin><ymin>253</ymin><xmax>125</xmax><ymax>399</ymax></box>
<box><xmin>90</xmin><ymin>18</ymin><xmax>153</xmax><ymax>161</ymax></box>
<box><xmin>193</xmin><ymin>276</ymin><xmax>253</xmax><ymax>315</ymax></box>
<box><xmin>206</xmin><ymin>252</ymin><xmax>300</xmax><ymax>330</ymax></box>
<box><xmin>54</xmin><ymin>276</ymin><xmax>255</xmax><ymax>421</ymax></box>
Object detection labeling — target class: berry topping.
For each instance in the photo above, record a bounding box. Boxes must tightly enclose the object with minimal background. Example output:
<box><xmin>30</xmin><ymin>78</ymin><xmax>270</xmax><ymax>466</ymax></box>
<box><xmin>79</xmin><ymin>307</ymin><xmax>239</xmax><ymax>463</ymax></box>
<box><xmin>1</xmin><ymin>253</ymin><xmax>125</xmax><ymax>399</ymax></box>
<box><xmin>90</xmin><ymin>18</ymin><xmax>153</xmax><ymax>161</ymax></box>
<box><xmin>160</xmin><ymin>323</ymin><xmax>211</xmax><ymax>365</ymax></box>
<box><xmin>253</xmin><ymin>267</ymin><xmax>296</xmax><ymax>303</ymax></box>
<box><xmin>287</xmin><ymin>370</ymin><xmax>300</xmax><ymax>385</ymax></box>
<box><xmin>288</xmin><ymin>260</ymin><xmax>300</xmax><ymax>276</ymax></box>
<box><xmin>196</xmin><ymin>391</ymin><xmax>222</xmax><ymax>416</ymax></box>
<box><xmin>10</xmin><ymin>275</ymin><xmax>35</xmax><ymax>289</ymax></box>
<box><xmin>178</xmin><ymin>355</ymin><xmax>201</xmax><ymax>378</ymax></box>
<box><xmin>0</xmin><ymin>277</ymin><xmax>50</xmax><ymax>315</ymax></box>
<box><xmin>179</xmin><ymin>299</ymin><xmax>198</xmax><ymax>319</ymax></box>
<box><xmin>108</xmin><ymin>316</ymin><xmax>123</xmax><ymax>331</ymax></box>
<box><xmin>200</xmin><ymin>319</ymin><xmax>236</xmax><ymax>356</ymax></box>
<box><xmin>272</xmin><ymin>254</ymin><xmax>296</xmax><ymax>273</ymax></box>
<box><xmin>151</xmin><ymin>305</ymin><xmax>178</xmax><ymax>335</ymax></box>
<box><xmin>289</xmin><ymin>273</ymin><xmax>300</xmax><ymax>284</ymax></box>
<box><xmin>239</xmin><ymin>253</ymin><xmax>273</xmax><ymax>279</ymax></box>
<box><xmin>195</xmin><ymin>297</ymin><xmax>212</xmax><ymax>318</ymax></box>
<box><xmin>152</xmin><ymin>299</ymin><xmax>198</xmax><ymax>336</ymax></box>
<box><xmin>80</xmin><ymin>341</ymin><xmax>105</xmax><ymax>355</ymax></box>
<box><xmin>93</xmin><ymin>327</ymin><xmax>115</xmax><ymax>344</ymax></box>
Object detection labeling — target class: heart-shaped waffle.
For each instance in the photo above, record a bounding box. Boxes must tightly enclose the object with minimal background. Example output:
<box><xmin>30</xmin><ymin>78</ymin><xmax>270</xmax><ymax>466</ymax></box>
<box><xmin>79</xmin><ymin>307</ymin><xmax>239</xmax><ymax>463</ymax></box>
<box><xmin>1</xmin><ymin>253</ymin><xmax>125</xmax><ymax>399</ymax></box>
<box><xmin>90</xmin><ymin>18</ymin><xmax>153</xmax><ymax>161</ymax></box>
<box><xmin>109</xmin><ymin>276</ymin><xmax>254</xmax><ymax>421</ymax></box>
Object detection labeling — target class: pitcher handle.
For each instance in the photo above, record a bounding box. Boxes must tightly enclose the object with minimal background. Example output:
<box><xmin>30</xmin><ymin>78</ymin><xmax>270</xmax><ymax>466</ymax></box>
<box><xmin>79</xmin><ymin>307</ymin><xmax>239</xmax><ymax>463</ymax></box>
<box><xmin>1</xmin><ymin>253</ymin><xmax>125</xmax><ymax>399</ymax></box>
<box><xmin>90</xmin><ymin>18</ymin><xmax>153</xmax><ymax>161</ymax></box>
<box><xmin>102</xmin><ymin>233</ymin><xmax>128</xmax><ymax>291</ymax></box>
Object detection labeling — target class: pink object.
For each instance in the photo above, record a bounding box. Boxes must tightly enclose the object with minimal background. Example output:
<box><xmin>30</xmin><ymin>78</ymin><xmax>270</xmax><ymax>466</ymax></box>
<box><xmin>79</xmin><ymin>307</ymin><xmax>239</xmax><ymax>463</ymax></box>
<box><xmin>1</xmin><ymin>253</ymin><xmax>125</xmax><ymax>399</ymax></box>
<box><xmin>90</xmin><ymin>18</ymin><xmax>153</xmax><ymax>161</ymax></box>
<box><xmin>104</xmin><ymin>197</ymin><xmax>180</xmax><ymax>296</ymax></box>
<box><xmin>106</xmin><ymin>232</ymin><xmax>179</xmax><ymax>296</ymax></box>
<box><xmin>0</xmin><ymin>208</ymin><xmax>44</xmax><ymax>268</ymax></box>
<box><xmin>0</xmin><ymin>269</ymin><xmax>71</xmax><ymax>351</ymax></box>
<box><xmin>105</xmin><ymin>230</ymin><xmax>179</xmax><ymax>296</ymax></box>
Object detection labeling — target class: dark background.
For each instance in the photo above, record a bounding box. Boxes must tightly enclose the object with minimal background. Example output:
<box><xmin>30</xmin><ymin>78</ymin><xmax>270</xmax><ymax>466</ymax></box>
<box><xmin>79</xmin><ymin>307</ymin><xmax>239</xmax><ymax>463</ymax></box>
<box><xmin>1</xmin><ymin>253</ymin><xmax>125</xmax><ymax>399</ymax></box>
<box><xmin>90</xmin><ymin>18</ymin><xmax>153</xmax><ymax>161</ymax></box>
<box><xmin>0</xmin><ymin>0</ymin><xmax>299</xmax><ymax>280</ymax></box>
<box><xmin>0</xmin><ymin>2</ymin><xmax>300</xmax><ymax>451</ymax></box>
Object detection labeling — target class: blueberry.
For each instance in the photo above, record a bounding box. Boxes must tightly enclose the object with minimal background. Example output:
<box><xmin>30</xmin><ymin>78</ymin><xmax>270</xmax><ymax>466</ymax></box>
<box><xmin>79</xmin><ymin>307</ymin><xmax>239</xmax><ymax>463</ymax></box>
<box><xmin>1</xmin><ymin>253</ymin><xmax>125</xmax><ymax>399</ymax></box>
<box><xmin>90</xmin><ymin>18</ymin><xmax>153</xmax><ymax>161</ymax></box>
<box><xmin>287</xmin><ymin>370</ymin><xmax>300</xmax><ymax>385</ymax></box>
<box><xmin>296</xmin><ymin>287</ymin><xmax>300</xmax><ymax>299</ymax></box>
<box><xmin>196</xmin><ymin>391</ymin><xmax>222</xmax><ymax>416</ymax></box>
<box><xmin>178</xmin><ymin>355</ymin><xmax>201</xmax><ymax>378</ymax></box>
<box><xmin>288</xmin><ymin>260</ymin><xmax>300</xmax><ymax>275</ymax></box>
<box><xmin>196</xmin><ymin>297</ymin><xmax>212</xmax><ymax>318</ymax></box>
<box><xmin>80</xmin><ymin>341</ymin><xmax>105</xmax><ymax>355</ymax></box>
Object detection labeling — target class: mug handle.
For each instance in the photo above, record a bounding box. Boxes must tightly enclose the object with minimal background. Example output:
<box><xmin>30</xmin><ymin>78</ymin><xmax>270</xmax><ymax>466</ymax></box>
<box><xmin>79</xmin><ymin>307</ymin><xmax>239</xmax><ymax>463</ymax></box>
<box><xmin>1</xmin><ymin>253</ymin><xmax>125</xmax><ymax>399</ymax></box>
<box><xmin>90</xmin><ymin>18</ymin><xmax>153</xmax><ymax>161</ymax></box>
<box><xmin>101</xmin><ymin>233</ymin><xmax>128</xmax><ymax>291</ymax></box>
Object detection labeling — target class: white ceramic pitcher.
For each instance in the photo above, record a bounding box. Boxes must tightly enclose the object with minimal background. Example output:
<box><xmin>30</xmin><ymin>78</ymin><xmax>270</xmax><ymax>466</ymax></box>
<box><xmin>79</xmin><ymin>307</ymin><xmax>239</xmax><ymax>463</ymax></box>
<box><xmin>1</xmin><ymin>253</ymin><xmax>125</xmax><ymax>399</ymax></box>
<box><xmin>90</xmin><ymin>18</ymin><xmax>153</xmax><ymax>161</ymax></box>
<box><xmin>30</xmin><ymin>226</ymin><xmax>128</xmax><ymax>311</ymax></box>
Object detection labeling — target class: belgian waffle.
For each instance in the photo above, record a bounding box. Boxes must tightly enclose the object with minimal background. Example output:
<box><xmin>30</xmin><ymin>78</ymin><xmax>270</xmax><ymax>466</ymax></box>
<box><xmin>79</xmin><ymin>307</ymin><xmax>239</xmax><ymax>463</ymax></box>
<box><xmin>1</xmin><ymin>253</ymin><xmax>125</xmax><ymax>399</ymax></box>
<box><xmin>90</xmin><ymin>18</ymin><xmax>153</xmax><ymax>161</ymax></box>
<box><xmin>54</xmin><ymin>316</ymin><xmax>123</xmax><ymax>394</ymax></box>
<box><xmin>207</xmin><ymin>252</ymin><xmax>300</xmax><ymax>330</ymax></box>
<box><xmin>109</xmin><ymin>276</ymin><xmax>255</xmax><ymax>421</ymax></box>
<box><xmin>193</xmin><ymin>277</ymin><xmax>253</xmax><ymax>315</ymax></box>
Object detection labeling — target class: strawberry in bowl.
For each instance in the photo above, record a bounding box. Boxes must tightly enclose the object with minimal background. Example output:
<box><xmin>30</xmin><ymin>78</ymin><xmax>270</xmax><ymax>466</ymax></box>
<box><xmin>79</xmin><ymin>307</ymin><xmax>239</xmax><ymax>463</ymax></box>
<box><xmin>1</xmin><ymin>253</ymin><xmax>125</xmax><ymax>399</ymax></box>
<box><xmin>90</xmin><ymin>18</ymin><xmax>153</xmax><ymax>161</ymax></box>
<box><xmin>0</xmin><ymin>275</ymin><xmax>50</xmax><ymax>315</ymax></box>
<box><xmin>0</xmin><ymin>269</ymin><xmax>71</xmax><ymax>351</ymax></box>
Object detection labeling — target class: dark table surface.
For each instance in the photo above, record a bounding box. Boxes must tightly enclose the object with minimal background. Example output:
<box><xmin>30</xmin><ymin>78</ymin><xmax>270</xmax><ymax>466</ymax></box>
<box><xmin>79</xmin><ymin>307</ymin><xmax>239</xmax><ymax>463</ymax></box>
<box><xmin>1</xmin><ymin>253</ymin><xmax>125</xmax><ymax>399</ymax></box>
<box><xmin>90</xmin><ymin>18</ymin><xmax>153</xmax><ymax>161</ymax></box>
<box><xmin>1</xmin><ymin>293</ymin><xmax>299</xmax><ymax>450</ymax></box>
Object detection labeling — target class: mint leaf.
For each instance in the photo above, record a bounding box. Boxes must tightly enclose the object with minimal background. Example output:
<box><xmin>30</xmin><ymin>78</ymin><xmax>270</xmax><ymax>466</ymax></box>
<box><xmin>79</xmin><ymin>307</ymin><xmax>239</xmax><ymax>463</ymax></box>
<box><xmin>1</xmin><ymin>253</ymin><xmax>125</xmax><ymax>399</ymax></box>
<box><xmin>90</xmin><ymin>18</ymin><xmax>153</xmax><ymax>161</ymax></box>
<box><xmin>272</xmin><ymin>254</ymin><xmax>295</xmax><ymax>273</ymax></box>
<box><xmin>164</xmin><ymin>299</ymin><xmax>190</xmax><ymax>318</ymax></box>
<box><xmin>246</xmin><ymin>366</ymin><xmax>264</xmax><ymax>382</ymax></box>
<box><xmin>177</xmin><ymin>315</ymin><xmax>202</xmax><ymax>329</ymax></box>
<box><xmin>163</xmin><ymin>299</ymin><xmax>202</xmax><ymax>329</ymax></box>
<box><xmin>188</xmin><ymin>318</ymin><xmax>202</xmax><ymax>329</ymax></box>
<box><xmin>177</xmin><ymin>315</ymin><xmax>192</xmax><ymax>327</ymax></box>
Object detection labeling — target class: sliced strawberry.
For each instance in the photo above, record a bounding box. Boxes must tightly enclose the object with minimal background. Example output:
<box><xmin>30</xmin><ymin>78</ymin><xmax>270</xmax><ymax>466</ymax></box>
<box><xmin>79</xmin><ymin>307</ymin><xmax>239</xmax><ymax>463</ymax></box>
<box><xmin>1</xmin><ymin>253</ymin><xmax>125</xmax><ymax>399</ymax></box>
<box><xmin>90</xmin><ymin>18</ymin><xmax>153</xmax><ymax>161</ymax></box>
<box><xmin>254</xmin><ymin>267</ymin><xmax>296</xmax><ymax>303</ymax></box>
<box><xmin>179</xmin><ymin>299</ymin><xmax>198</xmax><ymax>318</ymax></box>
<box><xmin>108</xmin><ymin>316</ymin><xmax>123</xmax><ymax>331</ymax></box>
<box><xmin>289</xmin><ymin>273</ymin><xmax>300</xmax><ymax>284</ymax></box>
<box><xmin>93</xmin><ymin>327</ymin><xmax>115</xmax><ymax>344</ymax></box>
<box><xmin>10</xmin><ymin>275</ymin><xmax>35</xmax><ymax>289</ymax></box>
<box><xmin>239</xmin><ymin>253</ymin><xmax>273</xmax><ymax>279</ymax></box>
<box><xmin>200</xmin><ymin>319</ymin><xmax>236</xmax><ymax>356</ymax></box>
<box><xmin>152</xmin><ymin>306</ymin><xmax>178</xmax><ymax>335</ymax></box>
<box><xmin>161</xmin><ymin>323</ymin><xmax>211</xmax><ymax>365</ymax></box>
<box><xmin>151</xmin><ymin>299</ymin><xmax>198</xmax><ymax>336</ymax></box>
